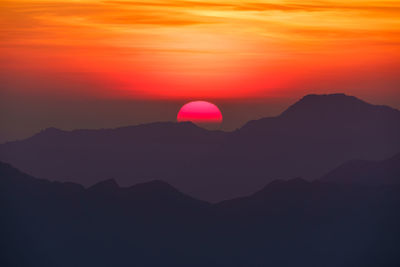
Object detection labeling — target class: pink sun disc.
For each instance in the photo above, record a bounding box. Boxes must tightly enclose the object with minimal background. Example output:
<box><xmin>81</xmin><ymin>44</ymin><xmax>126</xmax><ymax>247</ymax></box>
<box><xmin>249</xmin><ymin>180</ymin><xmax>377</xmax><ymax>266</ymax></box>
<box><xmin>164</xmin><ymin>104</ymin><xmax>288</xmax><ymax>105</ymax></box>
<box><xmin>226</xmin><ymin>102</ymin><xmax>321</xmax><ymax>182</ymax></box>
<box><xmin>177</xmin><ymin>101</ymin><xmax>223</xmax><ymax>124</ymax></box>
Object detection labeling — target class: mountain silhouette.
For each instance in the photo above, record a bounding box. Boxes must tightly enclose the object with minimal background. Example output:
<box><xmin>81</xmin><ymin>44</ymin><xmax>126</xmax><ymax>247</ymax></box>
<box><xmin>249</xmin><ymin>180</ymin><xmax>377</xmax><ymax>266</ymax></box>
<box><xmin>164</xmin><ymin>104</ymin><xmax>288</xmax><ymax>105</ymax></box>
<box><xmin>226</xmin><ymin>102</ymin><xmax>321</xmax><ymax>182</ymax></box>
<box><xmin>1</xmin><ymin>94</ymin><xmax>399</xmax><ymax>201</ymax></box>
<box><xmin>2</xmin><ymin>162</ymin><xmax>400</xmax><ymax>267</ymax></box>
<box><xmin>321</xmin><ymin>152</ymin><xmax>400</xmax><ymax>185</ymax></box>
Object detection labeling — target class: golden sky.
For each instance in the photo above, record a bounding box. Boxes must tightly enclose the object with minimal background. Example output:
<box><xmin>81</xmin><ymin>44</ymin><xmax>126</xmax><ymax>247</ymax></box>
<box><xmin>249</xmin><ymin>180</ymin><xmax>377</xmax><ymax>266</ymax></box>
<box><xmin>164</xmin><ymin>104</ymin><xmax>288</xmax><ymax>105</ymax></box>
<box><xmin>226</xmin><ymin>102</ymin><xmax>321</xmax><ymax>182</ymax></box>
<box><xmin>1</xmin><ymin>0</ymin><xmax>400</xmax><ymax>99</ymax></box>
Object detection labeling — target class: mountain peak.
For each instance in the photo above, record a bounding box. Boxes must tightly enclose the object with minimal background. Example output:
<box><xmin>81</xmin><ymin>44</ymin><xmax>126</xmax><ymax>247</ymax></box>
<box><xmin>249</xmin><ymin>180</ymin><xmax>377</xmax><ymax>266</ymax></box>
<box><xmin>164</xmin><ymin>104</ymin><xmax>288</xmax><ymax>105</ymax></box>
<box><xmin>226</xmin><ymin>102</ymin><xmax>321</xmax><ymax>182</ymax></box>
<box><xmin>124</xmin><ymin>180</ymin><xmax>209</xmax><ymax>208</ymax></box>
<box><xmin>41</xmin><ymin>127</ymin><xmax>65</xmax><ymax>134</ymax></box>
<box><xmin>127</xmin><ymin>180</ymin><xmax>180</xmax><ymax>195</ymax></box>
<box><xmin>239</xmin><ymin>93</ymin><xmax>399</xmax><ymax>134</ymax></box>
<box><xmin>281</xmin><ymin>93</ymin><xmax>368</xmax><ymax>118</ymax></box>
<box><xmin>88</xmin><ymin>179</ymin><xmax>120</xmax><ymax>193</ymax></box>
<box><xmin>300</xmin><ymin>93</ymin><xmax>361</xmax><ymax>102</ymax></box>
<box><xmin>302</xmin><ymin>93</ymin><xmax>353</xmax><ymax>100</ymax></box>
<box><xmin>275</xmin><ymin>93</ymin><xmax>400</xmax><ymax>125</ymax></box>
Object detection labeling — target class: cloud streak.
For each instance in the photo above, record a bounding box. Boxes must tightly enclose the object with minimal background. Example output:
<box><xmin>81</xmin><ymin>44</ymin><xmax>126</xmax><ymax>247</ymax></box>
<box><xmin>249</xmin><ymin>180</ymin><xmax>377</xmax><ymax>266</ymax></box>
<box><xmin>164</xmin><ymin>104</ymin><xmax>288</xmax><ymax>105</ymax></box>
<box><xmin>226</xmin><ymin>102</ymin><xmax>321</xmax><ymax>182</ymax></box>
<box><xmin>0</xmin><ymin>0</ymin><xmax>399</xmax><ymax>100</ymax></box>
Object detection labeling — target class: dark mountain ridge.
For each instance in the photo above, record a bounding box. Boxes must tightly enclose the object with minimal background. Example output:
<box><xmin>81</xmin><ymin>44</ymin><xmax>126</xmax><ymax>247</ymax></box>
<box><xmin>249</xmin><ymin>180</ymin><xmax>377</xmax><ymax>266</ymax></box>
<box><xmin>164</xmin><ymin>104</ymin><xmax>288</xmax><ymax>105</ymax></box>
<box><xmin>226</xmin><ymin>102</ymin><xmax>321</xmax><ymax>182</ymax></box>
<box><xmin>1</xmin><ymin>161</ymin><xmax>400</xmax><ymax>267</ymax></box>
<box><xmin>238</xmin><ymin>93</ymin><xmax>400</xmax><ymax>141</ymax></box>
<box><xmin>321</xmin><ymin>152</ymin><xmax>400</xmax><ymax>185</ymax></box>
<box><xmin>22</xmin><ymin>121</ymin><xmax>225</xmax><ymax>146</ymax></box>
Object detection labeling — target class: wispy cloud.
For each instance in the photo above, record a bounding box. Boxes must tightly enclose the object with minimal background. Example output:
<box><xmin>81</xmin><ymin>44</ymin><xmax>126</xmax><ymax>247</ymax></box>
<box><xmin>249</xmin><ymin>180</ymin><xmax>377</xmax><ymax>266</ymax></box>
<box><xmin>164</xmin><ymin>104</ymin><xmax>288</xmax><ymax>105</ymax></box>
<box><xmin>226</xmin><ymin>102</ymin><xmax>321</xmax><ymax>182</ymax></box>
<box><xmin>2</xmin><ymin>1</ymin><xmax>399</xmax><ymax>43</ymax></box>
<box><xmin>0</xmin><ymin>0</ymin><xmax>399</xmax><ymax>99</ymax></box>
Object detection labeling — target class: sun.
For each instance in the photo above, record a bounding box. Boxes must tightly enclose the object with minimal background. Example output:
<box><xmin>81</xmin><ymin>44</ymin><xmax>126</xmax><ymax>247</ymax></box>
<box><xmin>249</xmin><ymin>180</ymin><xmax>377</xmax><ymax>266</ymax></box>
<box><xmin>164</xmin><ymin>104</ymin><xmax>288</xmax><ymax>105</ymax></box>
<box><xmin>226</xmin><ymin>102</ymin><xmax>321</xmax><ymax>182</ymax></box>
<box><xmin>177</xmin><ymin>101</ymin><xmax>223</xmax><ymax>126</ymax></box>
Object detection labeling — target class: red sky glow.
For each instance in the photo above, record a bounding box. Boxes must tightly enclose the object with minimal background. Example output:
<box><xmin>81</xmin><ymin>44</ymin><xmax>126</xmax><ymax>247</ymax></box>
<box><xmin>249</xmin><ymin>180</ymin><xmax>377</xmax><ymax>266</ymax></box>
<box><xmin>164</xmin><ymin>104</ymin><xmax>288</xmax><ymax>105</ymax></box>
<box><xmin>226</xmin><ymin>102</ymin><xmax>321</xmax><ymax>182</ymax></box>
<box><xmin>0</xmin><ymin>0</ymin><xmax>399</xmax><ymax>142</ymax></box>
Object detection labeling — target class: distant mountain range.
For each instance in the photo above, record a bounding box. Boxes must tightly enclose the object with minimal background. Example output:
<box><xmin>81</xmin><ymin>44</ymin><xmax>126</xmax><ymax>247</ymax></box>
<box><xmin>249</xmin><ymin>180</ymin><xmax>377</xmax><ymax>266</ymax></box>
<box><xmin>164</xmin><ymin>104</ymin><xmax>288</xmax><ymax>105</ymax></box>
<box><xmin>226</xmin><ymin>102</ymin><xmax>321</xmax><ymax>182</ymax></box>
<box><xmin>321</xmin><ymin>152</ymin><xmax>400</xmax><ymax>185</ymax></box>
<box><xmin>1</xmin><ymin>93</ymin><xmax>399</xmax><ymax>201</ymax></box>
<box><xmin>1</xmin><ymin>161</ymin><xmax>400</xmax><ymax>267</ymax></box>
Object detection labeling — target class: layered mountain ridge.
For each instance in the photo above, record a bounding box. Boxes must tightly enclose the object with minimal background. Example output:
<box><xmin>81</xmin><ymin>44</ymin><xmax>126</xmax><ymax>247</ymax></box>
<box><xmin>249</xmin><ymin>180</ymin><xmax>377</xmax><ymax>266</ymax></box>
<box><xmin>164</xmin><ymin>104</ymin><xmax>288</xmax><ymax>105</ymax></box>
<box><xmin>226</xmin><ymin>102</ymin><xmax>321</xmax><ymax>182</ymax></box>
<box><xmin>1</xmin><ymin>93</ymin><xmax>399</xmax><ymax>201</ymax></box>
<box><xmin>1</xmin><ymin>160</ymin><xmax>400</xmax><ymax>267</ymax></box>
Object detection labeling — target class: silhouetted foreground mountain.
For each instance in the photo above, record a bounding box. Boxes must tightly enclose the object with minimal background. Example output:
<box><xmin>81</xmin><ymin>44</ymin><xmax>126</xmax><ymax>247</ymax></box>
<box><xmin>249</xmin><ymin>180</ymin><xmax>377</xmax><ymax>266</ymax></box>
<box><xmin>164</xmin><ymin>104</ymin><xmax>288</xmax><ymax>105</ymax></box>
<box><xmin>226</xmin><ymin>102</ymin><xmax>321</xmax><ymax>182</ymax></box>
<box><xmin>1</xmin><ymin>163</ymin><xmax>400</xmax><ymax>267</ymax></box>
<box><xmin>1</xmin><ymin>94</ymin><xmax>399</xmax><ymax>201</ymax></box>
<box><xmin>321</xmin><ymin>152</ymin><xmax>400</xmax><ymax>185</ymax></box>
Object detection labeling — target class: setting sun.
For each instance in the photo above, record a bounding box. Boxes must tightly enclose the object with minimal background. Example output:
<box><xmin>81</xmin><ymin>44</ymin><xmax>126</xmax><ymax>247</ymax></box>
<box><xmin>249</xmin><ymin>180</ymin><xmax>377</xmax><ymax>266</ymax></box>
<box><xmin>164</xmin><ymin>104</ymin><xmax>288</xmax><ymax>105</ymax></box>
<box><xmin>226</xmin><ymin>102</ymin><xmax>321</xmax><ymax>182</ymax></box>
<box><xmin>177</xmin><ymin>101</ymin><xmax>223</xmax><ymax>125</ymax></box>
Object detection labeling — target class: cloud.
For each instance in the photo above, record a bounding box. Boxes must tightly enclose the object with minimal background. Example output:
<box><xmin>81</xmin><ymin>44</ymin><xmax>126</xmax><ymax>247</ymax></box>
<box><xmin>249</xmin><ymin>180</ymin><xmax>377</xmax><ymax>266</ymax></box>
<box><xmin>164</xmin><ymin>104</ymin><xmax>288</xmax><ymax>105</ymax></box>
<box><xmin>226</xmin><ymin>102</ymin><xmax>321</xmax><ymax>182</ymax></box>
<box><xmin>0</xmin><ymin>0</ymin><xmax>399</xmax><ymax>101</ymax></box>
<box><xmin>104</xmin><ymin>1</ymin><xmax>400</xmax><ymax>12</ymax></box>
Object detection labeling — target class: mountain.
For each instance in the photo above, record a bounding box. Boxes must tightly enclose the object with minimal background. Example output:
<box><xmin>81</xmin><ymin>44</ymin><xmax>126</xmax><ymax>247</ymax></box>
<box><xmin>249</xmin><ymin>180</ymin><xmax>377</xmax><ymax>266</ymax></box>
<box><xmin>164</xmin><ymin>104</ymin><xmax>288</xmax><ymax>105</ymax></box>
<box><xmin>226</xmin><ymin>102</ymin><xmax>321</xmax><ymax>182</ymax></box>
<box><xmin>240</xmin><ymin>93</ymin><xmax>400</xmax><ymax>133</ymax></box>
<box><xmin>1</xmin><ymin>94</ymin><xmax>399</xmax><ymax>201</ymax></box>
<box><xmin>0</xmin><ymin>161</ymin><xmax>209</xmax><ymax>213</ymax></box>
<box><xmin>2</xmin><ymin>162</ymin><xmax>400</xmax><ymax>267</ymax></box>
<box><xmin>0</xmin><ymin>161</ymin><xmax>84</xmax><ymax>196</ymax></box>
<box><xmin>320</xmin><ymin>152</ymin><xmax>400</xmax><ymax>185</ymax></box>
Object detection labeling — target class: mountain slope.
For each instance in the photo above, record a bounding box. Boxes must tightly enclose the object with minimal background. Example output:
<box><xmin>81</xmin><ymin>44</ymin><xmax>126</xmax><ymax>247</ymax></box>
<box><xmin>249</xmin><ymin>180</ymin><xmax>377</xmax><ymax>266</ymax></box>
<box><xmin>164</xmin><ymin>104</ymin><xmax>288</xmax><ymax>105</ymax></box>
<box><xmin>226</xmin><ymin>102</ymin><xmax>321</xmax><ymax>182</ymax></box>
<box><xmin>2</xmin><ymin>163</ymin><xmax>400</xmax><ymax>267</ymax></box>
<box><xmin>1</xmin><ymin>94</ymin><xmax>399</xmax><ymax>201</ymax></box>
<box><xmin>320</xmin><ymin>152</ymin><xmax>400</xmax><ymax>185</ymax></box>
<box><xmin>0</xmin><ymin>161</ymin><xmax>209</xmax><ymax>212</ymax></box>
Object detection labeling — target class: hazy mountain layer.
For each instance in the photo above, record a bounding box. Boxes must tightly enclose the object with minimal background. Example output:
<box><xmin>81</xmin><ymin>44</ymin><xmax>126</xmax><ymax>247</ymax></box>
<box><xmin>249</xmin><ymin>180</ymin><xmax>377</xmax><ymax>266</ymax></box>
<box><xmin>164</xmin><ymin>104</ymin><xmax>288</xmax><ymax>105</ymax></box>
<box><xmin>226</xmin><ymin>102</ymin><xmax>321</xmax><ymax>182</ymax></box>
<box><xmin>1</xmin><ymin>94</ymin><xmax>399</xmax><ymax>201</ymax></box>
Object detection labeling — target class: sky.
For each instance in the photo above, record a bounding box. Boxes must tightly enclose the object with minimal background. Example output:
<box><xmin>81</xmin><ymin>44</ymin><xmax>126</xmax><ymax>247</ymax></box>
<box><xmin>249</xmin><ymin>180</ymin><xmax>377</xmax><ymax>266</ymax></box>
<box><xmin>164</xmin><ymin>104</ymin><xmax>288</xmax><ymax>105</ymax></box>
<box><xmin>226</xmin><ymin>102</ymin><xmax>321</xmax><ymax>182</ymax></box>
<box><xmin>1</xmin><ymin>0</ymin><xmax>400</xmax><ymax>141</ymax></box>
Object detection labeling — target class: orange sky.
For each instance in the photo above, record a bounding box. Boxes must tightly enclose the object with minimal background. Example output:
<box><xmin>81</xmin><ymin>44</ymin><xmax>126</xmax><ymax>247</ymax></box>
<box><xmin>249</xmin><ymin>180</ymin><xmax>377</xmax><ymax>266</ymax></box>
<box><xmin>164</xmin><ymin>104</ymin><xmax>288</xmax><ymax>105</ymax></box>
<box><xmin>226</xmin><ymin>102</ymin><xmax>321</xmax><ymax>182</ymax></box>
<box><xmin>1</xmin><ymin>0</ymin><xmax>400</xmax><ymax>100</ymax></box>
